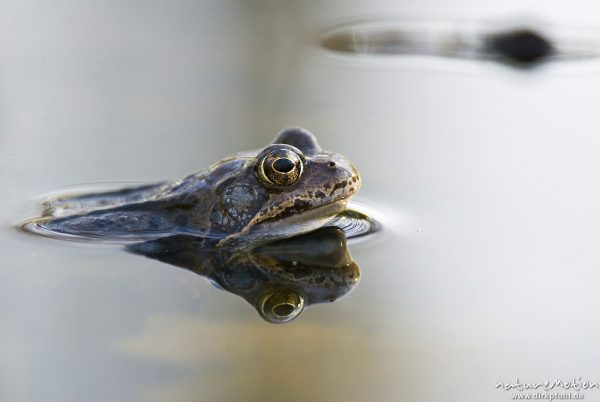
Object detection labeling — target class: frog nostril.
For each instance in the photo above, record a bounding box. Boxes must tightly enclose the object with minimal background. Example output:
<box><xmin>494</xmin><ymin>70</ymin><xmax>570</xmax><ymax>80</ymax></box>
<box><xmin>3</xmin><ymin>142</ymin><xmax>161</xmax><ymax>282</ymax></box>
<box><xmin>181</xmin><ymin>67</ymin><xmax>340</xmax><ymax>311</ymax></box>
<box><xmin>328</xmin><ymin>161</ymin><xmax>336</xmax><ymax>167</ymax></box>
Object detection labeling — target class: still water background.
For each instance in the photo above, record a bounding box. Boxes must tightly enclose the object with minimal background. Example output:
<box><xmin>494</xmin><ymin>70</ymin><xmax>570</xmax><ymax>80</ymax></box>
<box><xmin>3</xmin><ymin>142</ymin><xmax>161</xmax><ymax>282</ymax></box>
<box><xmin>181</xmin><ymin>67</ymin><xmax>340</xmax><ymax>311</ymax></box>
<box><xmin>2</xmin><ymin>1</ymin><xmax>600</xmax><ymax>401</ymax></box>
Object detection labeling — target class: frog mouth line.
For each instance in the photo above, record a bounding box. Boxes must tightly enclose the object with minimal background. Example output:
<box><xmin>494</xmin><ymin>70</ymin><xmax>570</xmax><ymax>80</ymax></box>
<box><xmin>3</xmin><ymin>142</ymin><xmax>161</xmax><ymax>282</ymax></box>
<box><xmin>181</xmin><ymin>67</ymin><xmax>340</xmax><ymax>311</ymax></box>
<box><xmin>242</xmin><ymin>199</ymin><xmax>350</xmax><ymax>240</ymax></box>
<box><xmin>274</xmin><ymin>198</ymin><xmax>349</xmax><ymax>223</ymax></box>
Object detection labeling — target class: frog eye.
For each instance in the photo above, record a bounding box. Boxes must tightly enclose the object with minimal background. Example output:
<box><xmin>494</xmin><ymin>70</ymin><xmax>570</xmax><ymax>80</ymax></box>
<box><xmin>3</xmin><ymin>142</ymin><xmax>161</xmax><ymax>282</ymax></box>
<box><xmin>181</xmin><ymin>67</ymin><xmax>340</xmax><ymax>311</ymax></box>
<box><xmin>258</xmin><ymin>148</ymin><xmax>304</xmax><ymax>187</ymax></box>
<box><xmin>257</xmin><ymin>289</ymin><xmax>305</xmax><ymax>323</ymax></box>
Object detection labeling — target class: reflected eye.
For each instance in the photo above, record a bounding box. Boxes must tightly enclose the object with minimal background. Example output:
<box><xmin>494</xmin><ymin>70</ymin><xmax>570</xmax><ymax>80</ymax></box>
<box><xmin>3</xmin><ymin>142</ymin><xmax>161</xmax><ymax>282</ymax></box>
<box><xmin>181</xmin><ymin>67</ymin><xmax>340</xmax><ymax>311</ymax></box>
<box><xmin>258</xmin><ymin>149</ymin><xmax>304</xmax><ymax>186</ymax></box>
<box><xmin>258</xmin><ymin>289</ymin><xmax>305</xmax><ymax>323</ymax></box>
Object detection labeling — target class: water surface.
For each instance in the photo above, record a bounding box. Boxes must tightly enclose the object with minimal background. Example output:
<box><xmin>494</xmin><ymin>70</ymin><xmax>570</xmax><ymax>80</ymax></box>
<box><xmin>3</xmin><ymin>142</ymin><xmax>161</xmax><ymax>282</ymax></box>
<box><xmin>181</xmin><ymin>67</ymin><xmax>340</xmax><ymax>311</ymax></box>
<box><xmin>2</xmin><ymin>1</ymin><xmax>600</xmax><ymax>402</ymax></box>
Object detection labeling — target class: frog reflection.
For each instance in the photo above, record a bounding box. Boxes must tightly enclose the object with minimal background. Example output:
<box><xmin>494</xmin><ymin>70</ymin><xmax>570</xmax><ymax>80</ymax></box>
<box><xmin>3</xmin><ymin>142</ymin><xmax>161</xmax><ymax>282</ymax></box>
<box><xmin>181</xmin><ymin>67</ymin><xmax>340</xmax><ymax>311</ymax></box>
<box><xmin>127</xmin><ymin>227</ymin><xmax>360</xmax><ymax>323</ymax></box>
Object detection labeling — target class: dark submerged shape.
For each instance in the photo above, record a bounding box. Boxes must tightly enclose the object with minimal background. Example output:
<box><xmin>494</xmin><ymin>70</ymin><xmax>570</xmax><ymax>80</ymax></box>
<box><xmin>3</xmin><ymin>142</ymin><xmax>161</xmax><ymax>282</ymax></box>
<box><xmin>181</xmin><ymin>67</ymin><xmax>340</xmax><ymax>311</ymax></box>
<box><xmin>23</xmin><ymin>127</ymin><xmax>362</xmax><ymax>246</ymax></box>
<box><xmin>485</xmin><ymin>29</ymin><xmax>554</xmax><ymax>65</ymax></box>
<box><xmin>320</xmin><ymin>19</ymin><xmax>575</xmax><ymax>69</ymax></box>
<box><xmin>127</xmin><ymin>227</ymin><xmax>361</xmax><ymax>323</ymax></box>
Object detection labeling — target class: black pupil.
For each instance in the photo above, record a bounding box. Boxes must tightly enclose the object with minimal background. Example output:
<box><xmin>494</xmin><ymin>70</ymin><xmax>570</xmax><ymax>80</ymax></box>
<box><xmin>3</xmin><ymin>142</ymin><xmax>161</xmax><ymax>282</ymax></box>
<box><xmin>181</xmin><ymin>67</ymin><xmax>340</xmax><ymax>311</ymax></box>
<box><xmin>273</xmin><ymin>158</ymin><xmax>295</xmax><ymax>173</ymax></box>
<box><xmin>273</xmin><ymin>303</ymin><xmax>295</xmax><ymax>317</ymax></box>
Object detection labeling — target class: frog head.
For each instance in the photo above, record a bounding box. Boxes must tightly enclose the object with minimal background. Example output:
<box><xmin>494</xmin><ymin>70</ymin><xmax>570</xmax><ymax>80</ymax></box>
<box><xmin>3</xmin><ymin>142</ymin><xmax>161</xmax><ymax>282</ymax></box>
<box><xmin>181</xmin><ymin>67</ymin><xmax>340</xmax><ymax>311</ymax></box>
<box><xmin>213</xmin><ymin>127</ymin><xmax>361</xmax><ymax>243</ymax></box>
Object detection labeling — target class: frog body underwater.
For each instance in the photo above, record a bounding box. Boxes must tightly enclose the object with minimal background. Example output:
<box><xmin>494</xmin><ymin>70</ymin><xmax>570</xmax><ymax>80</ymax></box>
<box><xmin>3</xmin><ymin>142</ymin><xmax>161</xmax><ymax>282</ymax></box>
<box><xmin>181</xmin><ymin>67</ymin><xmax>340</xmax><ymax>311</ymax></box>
<box><xmin>29</xmin><ymin>127</ymin><xmax>361</xmax><ymax>245</ymax></box>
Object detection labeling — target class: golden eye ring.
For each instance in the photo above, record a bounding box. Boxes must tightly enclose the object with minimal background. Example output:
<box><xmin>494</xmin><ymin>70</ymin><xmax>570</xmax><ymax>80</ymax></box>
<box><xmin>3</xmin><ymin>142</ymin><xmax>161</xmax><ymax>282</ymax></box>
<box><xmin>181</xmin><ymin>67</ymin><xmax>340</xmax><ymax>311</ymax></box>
<box><xmin>257</xmin><ymin>148</ymin><xmax>304</xmax><ymax>187</ymax></box>
<box><xmin>258</xmin><ymin>289</ymin><xmax>305</xmax><ymax>323</ymax></box>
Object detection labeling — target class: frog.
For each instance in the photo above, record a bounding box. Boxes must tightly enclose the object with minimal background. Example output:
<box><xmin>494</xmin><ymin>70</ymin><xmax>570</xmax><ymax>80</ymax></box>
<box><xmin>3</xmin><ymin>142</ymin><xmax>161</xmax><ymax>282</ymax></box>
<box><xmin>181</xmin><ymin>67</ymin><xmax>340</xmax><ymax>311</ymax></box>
<box><xmin>25</xmin><ymin>127</ymin><xmax>361</xmax><ymax>246</ymax></box>
<box><xmin>127</xmin><ymin>226</ymin><xmax>360</xmax><ymax>323</ymax></box>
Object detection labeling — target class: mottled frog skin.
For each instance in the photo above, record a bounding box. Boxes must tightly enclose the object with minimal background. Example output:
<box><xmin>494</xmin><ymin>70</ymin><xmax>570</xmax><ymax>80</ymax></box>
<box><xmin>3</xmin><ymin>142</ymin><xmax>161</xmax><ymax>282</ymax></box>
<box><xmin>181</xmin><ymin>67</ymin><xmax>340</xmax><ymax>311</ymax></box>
<box><xmin>30</xmin><ymin>127</ymin><xmax>360</xmax><ymax>245</ymax></box>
